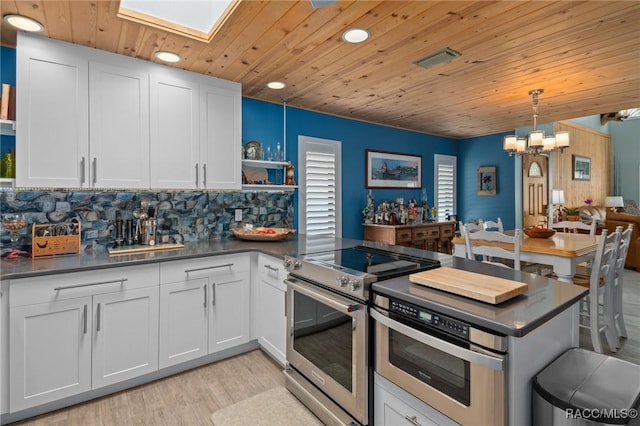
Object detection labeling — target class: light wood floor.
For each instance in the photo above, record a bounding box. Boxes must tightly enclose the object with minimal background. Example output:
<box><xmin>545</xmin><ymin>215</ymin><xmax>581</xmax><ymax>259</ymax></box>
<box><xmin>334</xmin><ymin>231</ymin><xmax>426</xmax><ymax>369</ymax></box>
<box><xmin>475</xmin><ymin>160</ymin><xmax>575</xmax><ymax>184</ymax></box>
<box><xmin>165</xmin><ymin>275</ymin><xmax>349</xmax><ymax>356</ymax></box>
<box><xmin>9</xmin><ymin>269</ymin><xmax>640</xmax><ymax>426</ymax></box>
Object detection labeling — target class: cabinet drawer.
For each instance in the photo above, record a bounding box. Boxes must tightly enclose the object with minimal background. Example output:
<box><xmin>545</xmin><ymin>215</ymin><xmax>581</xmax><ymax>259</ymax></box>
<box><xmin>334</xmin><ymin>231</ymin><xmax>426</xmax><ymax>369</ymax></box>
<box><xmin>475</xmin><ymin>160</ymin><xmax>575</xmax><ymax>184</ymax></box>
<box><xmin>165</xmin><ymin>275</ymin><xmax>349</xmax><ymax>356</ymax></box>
<box><xmin>257</xmin><ymin>254</ymin><xmax>286</xmax><ymax>292</ymax></box>
<box><xmin>160</xmin><ymin>253</ymin><xmax>250</xmax><ymax>284</ymax></box>
<box><xmin>9</xmin><ymin>264</ymin><xmax>159</xmax><ymax>307</ymax></box>
<box><xmin>395</xmin><ymin>230</ymin><xmax>413</xmax><ymax>244</ymax></box>
<box><xmin>439</xmin><ymin>223</ymin><xmax>455</xmax><ymax>238</ymax></box>
<box><xmin>413</xmin><ymin>227</ymin><xmax>439</xmax><ymax>242</ymax></box>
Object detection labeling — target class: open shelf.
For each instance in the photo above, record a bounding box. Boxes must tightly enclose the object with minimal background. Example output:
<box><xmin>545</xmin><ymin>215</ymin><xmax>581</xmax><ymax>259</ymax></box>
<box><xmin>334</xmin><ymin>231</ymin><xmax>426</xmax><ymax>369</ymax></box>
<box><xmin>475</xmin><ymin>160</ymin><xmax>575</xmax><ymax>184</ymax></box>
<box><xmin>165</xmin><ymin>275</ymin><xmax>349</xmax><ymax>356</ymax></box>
<box><xmin>241</xmin><ymin>184</ymin><xmax>297</xmax><ymax>191</ymax></box>
<box><xmin>241</xmin><ymin>159</ymin><xmax>287</xmax><ymax>169</ymax></box>
<box><xmin>0</xmin><ymin>119</ymin><xmax>16</xmax><ymax>136</ymax></box>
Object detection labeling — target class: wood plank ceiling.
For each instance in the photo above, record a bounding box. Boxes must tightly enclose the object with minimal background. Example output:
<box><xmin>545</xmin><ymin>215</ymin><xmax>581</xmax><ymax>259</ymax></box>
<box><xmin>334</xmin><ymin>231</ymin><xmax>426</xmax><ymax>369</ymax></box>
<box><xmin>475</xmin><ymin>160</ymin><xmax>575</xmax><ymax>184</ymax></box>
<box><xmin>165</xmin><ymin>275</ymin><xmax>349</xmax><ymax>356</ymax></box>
<box><xmin>1</xmin><ymin>0</ymin><xmax>639</xmax><ymax>139</ymax></box>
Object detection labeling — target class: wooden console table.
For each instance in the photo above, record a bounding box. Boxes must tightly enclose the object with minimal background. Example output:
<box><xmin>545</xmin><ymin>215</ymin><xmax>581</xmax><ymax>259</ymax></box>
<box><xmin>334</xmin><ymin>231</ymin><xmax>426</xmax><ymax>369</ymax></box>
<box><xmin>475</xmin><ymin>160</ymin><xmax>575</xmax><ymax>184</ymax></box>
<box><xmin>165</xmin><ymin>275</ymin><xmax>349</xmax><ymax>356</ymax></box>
<box><xmin>363</xmin><ymin>222</ymin><xmax>456</xmax><ymax>254</ymax></box>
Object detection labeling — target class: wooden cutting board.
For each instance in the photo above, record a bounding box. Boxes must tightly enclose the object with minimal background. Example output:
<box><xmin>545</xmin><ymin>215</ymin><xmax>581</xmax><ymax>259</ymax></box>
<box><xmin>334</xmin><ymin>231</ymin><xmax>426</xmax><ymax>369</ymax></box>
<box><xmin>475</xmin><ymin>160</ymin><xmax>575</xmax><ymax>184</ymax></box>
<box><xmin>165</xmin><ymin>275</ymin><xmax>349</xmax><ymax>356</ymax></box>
<box><xmin>108</xmin><ymin>243</ymin><xmax>184</xmax><ymax>256</ymax></box>
<box><xmin>409</xmin><ymin>267</ymin><xmax>528</xmax><ymax>304</ymax></box>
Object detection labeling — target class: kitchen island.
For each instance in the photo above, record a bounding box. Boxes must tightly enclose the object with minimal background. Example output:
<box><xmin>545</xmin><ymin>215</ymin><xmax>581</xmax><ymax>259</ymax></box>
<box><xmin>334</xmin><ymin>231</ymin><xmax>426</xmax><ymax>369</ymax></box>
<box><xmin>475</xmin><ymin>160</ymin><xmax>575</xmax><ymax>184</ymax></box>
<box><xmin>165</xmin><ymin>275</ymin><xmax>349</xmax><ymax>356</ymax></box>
<box><xmin>1</xmin><ymin>237</ymin><xmax>586</xmax><ymax>425</ymax></box>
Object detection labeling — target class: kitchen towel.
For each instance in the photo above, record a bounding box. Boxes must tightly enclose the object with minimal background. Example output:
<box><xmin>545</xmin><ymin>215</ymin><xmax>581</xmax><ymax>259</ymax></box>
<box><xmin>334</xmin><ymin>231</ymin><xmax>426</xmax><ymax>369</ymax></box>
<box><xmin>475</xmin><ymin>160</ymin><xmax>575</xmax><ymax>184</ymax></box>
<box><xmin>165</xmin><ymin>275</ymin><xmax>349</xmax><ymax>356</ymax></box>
<box><xmin>210</xmin><ymin>386</ymin><xmax>322</xmax><ymax>426</ymax></box>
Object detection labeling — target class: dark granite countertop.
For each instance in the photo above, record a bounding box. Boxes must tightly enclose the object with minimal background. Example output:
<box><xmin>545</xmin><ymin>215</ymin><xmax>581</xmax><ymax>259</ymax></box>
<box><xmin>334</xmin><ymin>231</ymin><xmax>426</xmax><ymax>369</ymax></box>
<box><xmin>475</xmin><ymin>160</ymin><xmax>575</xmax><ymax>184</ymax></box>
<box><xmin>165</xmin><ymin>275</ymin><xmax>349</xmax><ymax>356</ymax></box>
<box><xmin>372</xmin><ymin>255</ymin><xmax>588</xmax><ymax>337</ymax></box>
<box><xmin>1</xmin><ymin>236</ymin><xmax>586</xmax><ymax>338</ymax></box>
<box><xmin>0</xmin><ymin>235</ymin><xmax>365</xmax><ymax>280</ymax></box>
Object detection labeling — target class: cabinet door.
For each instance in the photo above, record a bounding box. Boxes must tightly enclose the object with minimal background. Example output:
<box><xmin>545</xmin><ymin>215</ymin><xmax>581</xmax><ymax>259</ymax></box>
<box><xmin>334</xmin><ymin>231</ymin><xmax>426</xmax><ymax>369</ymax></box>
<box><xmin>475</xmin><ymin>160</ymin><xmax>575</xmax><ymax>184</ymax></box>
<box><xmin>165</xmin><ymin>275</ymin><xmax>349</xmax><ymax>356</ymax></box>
<box><xmin>159</xmin><ymin>278</ymin><xmax>208</xmax><ymax>369</ymax></box>
<box><xmin>200</xmin><ymin>81</ymin><xmax>242</xmax><ymax>190</ymax></box>
<box><xmin>89</xmin><ymin>61</ymin><xmax>149</xmax><ymax>188</ymax></box>
<box><xmin>257</xmin><ymin>255</ymin><xmax>286</xmax><ymax>365</ymax></box>
<box><xmin>208</xmin><ymin>271</ymin><xmax>250</xmax><ymax>353</ymax></box>
<box><xmin>150</xmin><ymin>71</ymin><xmax>200</xmax><ymax>189</ymax></box>
<box><xmin>9</xmin><ymin>297</ymin><xmax>92</xmax><ymax>411</ymax></box>
<box><xmin>16</xmin><ymin>33</ymin><xmax>89</xmax><ymax>188</ymax></box>
<box><xmin>92</xmin><ymin>287</ymin><xmax>159</xmax><ymax>389</ymax></box>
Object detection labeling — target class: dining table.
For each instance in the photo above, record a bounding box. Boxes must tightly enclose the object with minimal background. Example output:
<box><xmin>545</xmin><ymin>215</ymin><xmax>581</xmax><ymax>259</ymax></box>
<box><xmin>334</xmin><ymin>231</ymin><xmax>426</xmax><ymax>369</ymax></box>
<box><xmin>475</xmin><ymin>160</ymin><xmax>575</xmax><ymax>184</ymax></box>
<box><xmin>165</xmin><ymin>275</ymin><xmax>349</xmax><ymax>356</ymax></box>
<box><xmin>452</xmin><ymin>231</ymin><xmax>600</xmax><ymax>283</ymax></box>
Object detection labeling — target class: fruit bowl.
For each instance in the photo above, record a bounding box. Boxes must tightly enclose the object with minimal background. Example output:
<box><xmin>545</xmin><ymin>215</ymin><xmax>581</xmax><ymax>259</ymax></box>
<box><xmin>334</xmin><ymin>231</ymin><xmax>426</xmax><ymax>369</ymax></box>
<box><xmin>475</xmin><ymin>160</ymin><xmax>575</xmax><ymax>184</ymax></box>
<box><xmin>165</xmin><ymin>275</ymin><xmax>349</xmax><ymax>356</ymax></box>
<box><xmin>524</xmin><ymin>227</ymin><xmax>556</xmax><ymax>239</ymax></box>
<box><xmin>231</xmin><ymin>227</ymin><xmax>296</xmax><ymax>241</ymax></box>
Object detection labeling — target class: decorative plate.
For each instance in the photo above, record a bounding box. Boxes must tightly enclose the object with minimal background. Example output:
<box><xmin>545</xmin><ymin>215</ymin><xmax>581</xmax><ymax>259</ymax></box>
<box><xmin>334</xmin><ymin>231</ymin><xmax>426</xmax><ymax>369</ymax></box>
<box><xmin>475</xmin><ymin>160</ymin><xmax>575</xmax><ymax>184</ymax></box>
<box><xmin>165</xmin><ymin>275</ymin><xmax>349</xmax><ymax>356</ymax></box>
<box><xmin>524</xmin><ymin>227</ymin><xmax>556</xmax><ymax>238</ymax></box>
<box><xmin>244</xmin><ymin>140</ymin><xmax>262</xmax><ymax>160</ymax></box>
<box><xmin>231</xmin><ymin>227</ymin><xmax>295</xmax><ymax>241</ymax></box>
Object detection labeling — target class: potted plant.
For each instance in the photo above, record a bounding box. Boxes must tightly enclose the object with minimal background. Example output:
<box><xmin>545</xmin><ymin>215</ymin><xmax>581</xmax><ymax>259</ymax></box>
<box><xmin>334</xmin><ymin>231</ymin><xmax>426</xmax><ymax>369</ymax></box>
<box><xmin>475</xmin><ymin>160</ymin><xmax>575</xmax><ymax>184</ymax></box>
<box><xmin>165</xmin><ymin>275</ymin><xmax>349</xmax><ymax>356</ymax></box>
<box><xmin>563</xmin><ymin>207</ymin><xmax>580</xmax><ymax>221</ymax></box>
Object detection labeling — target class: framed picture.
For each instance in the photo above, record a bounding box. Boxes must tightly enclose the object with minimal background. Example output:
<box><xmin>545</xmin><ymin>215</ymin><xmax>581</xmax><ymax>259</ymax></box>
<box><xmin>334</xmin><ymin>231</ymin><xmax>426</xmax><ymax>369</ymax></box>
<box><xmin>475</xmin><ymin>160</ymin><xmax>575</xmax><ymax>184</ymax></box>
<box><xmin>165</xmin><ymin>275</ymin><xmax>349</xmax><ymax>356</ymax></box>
<box><xmin>573</xmin><ymin>155</ymin><xmax>591</xmax><ymax>181</ymax></box>
<box><xmin>477</xmin><ymin>166</ymin><xmax>496</xmax><ymax>196</ymax></box>
<box><xmin>365</xmin><ymin>149</ymin><xmax>422</xmax><ymax>188</ymax></box>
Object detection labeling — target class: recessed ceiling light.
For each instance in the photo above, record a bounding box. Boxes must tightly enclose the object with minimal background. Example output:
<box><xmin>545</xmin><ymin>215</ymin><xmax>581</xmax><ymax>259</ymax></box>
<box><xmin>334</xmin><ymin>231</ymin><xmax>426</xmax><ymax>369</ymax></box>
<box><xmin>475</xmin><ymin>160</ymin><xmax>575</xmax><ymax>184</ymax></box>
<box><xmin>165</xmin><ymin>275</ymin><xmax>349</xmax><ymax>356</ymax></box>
<box><xmin>3</xmin><ymin>14</ymin><xmax>44</xmax><ymax>32</ymax></box>
<box><xmin>154</xmin><ymin>51</ymin><xmax>181</xmax><ymax>63</ymax></box>
<box><xmin>267</xmin><ymin>81</ymin><xmax>286</xmax><ymax>90</ymax></box>
<box><xmin>342</xmin><ymin>28</ymin><xmax>370</xmax><ymax>44</ymax></box>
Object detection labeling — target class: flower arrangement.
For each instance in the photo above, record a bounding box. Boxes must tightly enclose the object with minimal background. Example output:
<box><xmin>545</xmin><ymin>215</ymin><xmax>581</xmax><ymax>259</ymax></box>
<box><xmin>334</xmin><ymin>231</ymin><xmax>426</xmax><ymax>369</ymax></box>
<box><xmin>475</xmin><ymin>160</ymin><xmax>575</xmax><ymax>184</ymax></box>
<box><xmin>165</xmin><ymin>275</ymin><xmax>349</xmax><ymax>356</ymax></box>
<box><xmin>584</xmin><ymin>198</ymin><xmax>593</xmax><ymax>205</ymax></box>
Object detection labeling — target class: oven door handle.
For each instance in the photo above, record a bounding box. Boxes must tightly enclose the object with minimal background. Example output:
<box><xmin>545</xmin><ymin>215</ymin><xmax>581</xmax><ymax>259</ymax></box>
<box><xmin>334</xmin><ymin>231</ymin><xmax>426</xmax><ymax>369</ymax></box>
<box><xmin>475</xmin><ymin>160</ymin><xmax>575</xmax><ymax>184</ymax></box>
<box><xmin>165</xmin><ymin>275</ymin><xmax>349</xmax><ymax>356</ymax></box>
<box><xmin>286</xmin><ymin>279</ymin><xmax>361</xmax><ymax>315</ymax></box>
<box><xmin>371</xmin><ymin>309</ymin><xmax>504</xmax><ymax>371</ymax></box>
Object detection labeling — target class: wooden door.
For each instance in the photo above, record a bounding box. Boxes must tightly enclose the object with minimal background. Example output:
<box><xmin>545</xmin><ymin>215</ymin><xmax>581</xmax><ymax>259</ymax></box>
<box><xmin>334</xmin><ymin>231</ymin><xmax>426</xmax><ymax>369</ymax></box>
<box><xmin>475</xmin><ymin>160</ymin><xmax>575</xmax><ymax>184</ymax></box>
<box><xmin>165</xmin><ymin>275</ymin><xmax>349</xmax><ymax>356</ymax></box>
<box><xmin>522</xmin><ymin>156</ymin><xmax>549</xmax><ymax>228</ymax></box>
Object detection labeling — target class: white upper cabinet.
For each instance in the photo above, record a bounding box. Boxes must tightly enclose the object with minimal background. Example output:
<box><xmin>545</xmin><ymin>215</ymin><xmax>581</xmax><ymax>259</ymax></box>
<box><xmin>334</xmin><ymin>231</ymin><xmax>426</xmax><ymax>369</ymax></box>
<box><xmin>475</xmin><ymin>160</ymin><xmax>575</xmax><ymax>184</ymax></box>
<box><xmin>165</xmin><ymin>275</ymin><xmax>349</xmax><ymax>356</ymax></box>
<box><xmin>16</xmin><ymin>33</ymin><xmax>241</xmax><ymax>190</ymax></box>
<box><xmin>16</xmin><ymin>33</ymin><xmax>89</xmax><ymax>188</ymax></box>
<box><xmin>89</xmin><ymin>61</ymin><xmax>150</xmax><ymax>188</ymax></box>
<box><xmin>200</xmin><ymin>81</ymin><xmax>242</xmax><ymax>190</ymax></box>
<box><xmin>149</xmin><ymin>71</ymin><xmax>199</xmax><ymax>189</ymax></box>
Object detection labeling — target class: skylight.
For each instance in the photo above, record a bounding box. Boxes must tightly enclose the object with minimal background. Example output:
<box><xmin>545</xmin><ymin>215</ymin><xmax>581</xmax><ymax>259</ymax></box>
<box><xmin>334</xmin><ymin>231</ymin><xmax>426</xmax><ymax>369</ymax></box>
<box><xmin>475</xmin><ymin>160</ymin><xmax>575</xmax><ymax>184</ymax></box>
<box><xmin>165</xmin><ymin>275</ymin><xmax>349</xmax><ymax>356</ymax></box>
<box><xmin>118</xmin><ymin>0</ymin><xmax>238</xmax><ymax>42</ymax></box>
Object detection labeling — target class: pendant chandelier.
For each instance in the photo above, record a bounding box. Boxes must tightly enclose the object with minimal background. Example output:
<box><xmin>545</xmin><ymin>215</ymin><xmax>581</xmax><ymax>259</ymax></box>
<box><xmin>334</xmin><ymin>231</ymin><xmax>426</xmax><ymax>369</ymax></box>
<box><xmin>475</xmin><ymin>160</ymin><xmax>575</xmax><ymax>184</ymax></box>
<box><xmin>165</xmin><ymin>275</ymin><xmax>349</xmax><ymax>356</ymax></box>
<box><xmin>503</xmin><ymin>89</ymin><xmax>570</xmax><ymax>155</ymax></box>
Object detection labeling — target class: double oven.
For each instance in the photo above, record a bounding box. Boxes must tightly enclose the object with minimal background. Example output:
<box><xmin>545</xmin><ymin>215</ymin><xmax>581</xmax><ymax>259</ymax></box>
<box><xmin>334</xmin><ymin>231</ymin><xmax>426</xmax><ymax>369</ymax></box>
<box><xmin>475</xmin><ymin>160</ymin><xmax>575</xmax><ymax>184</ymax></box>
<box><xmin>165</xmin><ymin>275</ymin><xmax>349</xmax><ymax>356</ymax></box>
<box><xmin>284</xmin><ymin>245</ymin><xmax>439</xmax><ymax>425</ymax></box>
<box><xmin>284</xmin><ymin>244</ymin><xmax>508</xmax><ymax>425</ymax></box>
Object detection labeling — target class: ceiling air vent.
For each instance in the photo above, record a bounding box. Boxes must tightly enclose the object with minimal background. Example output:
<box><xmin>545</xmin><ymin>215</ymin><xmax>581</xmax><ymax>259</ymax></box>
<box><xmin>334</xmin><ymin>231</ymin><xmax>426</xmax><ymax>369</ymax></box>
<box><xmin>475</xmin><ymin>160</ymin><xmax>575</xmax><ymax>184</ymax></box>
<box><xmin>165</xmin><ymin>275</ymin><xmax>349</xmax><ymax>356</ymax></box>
<box><xmin>415</xmin><ymin>48</ymin><xmax>461</xmax><ymax>69</ymax></box>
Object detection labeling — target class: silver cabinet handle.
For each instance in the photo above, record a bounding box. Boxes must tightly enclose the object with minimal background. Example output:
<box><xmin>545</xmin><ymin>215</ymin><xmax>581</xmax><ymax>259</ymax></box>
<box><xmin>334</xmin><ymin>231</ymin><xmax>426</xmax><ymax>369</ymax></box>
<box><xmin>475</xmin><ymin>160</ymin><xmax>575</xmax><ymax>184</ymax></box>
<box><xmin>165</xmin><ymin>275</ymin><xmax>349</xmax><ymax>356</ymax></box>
<box><xmin>92</xmin><ymin>158</ymin><xmax>97</xmax><ymax>185</ymax></box>
<box><xmin>195</xmin><ymin>163</ymin><xmax>199</xmax><ymax>188</ymax></box>
<box><xmin>202</xmin><ymin>163</ymin><xmax>207</xmax><ymax>188</ymax></box>
<box><xmin>54</xmin><ymin>278</ymin><xmax>128</xmax><ymax>291</ymax></box>
<box><xmin>284</xmin><ymin>290</ymin><xmax>287</xmax><ymax>317</ymax></box>
<box><xmin>81</xmin><ymin>157</ymin><xmax>86</xmax><ymax>184</ymax></box>
<box><xmin>83</xmin><ymin>304</ymin><xmax>88</xmax><ymax>334</ymax></box>
<box><xmin>211</xmin><ymin>283</ymin><xmax>216</xmax><ymax>306</ymax></box>
<box><xmin>96</xmin><ymin>302</ymin><xmax>101</xmax><ymax>332</ymax></box>
<box><xmin>264</xmin><ymin>264</ymin><xmax>278</xmax><ymax>272</ymax></box>
<box><xmin>184</xmin><ymin>264</ymin><xmax>233</xmax><ymax>273</ymax></box>
<box><xmin>203</xmin><ymin>285</ymin><xmax>207</xmax><ymax>308</ymax></box>
<box><xmin>405</xmin><ymin>415</ymin><xmax>421</xmax><ymax>426</ymax></box>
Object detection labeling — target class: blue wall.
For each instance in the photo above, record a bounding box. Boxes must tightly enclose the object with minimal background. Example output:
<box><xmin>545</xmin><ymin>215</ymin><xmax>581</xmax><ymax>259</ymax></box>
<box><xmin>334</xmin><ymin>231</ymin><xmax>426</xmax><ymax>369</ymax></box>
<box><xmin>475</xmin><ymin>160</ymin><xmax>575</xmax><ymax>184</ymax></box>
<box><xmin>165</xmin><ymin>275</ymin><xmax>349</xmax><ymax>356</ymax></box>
<box><xmin>457</xmin><ymin>133</ymin><xmax>517</xmax><ymax>230</ymax></box>
<box><xmin>243</xmin><ymin>97</ymin><xmax>457</xmax><ymax>239</ymax></box>
<box><xmin>0</xmin><ymin>46</ymin><xmax>17</xmax><ymax>156</ymax></box>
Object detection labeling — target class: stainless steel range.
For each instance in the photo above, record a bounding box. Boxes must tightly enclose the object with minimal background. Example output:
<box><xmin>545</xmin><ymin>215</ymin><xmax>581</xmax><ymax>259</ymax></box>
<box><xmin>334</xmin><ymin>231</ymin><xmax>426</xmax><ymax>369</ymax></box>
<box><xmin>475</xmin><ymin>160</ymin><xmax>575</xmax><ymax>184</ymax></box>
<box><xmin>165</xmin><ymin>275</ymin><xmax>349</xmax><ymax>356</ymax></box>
<box><xmin>283</xmin><ymin>245</ymin><xmax>440</xmax><ymax>425</ymax></box>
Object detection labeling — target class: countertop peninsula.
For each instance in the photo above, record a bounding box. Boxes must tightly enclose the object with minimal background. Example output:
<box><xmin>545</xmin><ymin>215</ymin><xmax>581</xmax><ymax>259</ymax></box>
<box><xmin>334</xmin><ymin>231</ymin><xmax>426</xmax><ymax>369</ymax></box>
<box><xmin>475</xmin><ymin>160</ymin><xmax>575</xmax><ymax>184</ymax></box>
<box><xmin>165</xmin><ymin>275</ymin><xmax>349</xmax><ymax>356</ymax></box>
<box><xmin>1</xmin><ymin>236</ymin><xmax>587</xmax><ymax>338</ymax></box>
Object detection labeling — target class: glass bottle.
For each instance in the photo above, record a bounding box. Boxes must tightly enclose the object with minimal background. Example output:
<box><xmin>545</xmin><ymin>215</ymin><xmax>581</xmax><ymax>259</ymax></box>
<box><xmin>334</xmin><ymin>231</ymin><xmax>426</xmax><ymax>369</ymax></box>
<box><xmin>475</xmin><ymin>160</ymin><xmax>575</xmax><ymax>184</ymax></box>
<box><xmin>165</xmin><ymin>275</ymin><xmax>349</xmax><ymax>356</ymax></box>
<box><xmin>2</xmin><ymin>150</ymin><xmax>15</xmax><ymax>178</ymax></box>
<box><xmin>276</xmin><ymin>142</ymin><xmax>282</xmax><ymax>161</ymax></box>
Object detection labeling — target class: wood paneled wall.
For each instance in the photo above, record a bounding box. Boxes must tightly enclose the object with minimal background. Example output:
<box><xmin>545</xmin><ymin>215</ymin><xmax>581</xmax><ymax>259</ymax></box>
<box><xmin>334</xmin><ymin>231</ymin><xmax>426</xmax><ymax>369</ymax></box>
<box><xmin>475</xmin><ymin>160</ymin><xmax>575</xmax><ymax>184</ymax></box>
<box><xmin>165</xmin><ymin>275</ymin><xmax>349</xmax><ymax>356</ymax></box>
<box><xmin>552</xmin><ymin>121</ymin><xmax>611</xmax><ymax>208</ymax></box>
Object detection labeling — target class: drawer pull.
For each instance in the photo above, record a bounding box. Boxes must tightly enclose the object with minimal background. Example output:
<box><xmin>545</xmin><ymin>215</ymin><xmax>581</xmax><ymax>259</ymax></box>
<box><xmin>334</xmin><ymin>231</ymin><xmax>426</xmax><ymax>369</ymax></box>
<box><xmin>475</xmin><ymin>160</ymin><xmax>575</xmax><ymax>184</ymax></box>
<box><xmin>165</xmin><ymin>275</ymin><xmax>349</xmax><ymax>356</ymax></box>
<box><xmin>212</xmin><ymin>283</ymin><xmax>216</xmax><ymax>306</ymax></box>
<box><xmin>54</xmin><ymin>278</ymin><xmax>128</xmax><ymax>291</ymax></box>
<box><xmin>185</xmin><ymin>263</ymin><xmax>234</xmax><ymax>273</ymax></box>
<box><xmin>405</xmin><ymin>415</ymin><xmax>421</xmax><ymax>426</ymax></box>
<box><xmin>264</xmin><ymin>264</ymin><xmax>278</xmax><ymax>272</ymax></box>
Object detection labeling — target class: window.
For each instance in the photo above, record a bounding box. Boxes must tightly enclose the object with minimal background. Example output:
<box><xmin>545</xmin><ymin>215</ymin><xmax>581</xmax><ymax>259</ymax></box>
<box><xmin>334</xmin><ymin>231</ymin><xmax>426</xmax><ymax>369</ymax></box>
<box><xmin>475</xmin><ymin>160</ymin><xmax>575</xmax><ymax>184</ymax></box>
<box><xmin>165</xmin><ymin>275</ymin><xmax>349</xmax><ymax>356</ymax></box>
<box><xmin>434</xmin><ymin>154</ymin><xmax>456</xmax><ymax>222</ymax></box>
<box><xmin>298</xmin><ymin>136</ymin><xmax>342</xmax><ymax>237</ymax></box>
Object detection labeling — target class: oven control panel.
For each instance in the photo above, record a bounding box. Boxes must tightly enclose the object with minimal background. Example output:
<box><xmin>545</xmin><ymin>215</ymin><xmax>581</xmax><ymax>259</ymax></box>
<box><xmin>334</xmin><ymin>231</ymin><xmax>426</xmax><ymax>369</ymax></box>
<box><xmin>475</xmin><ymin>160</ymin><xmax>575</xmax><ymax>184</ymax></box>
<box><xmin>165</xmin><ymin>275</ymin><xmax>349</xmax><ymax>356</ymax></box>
<box><xmin>390</xmin><ymin>300</ymin><xmax>469</xmax><ymax>340</ymax></box>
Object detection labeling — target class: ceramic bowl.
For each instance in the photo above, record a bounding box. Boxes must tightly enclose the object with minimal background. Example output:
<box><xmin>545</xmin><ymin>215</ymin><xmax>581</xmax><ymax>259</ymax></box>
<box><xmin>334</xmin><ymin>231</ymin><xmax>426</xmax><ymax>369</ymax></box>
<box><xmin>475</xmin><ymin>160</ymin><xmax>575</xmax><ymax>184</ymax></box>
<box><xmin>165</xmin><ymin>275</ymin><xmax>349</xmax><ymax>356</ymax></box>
<box><xmin>524</xmin><ymin>227</ymin><xmax>556</xmax><ymax>238</ymax></box>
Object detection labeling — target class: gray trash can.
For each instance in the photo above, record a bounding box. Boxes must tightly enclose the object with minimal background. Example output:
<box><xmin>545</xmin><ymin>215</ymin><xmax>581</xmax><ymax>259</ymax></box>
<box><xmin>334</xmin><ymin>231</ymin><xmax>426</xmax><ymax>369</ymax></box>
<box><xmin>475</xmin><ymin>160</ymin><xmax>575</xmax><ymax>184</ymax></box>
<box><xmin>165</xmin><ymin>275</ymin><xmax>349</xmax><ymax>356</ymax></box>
<box><xmin>533</xmin><ymin>348</ymin><xmax>640</xmax><ymax>425</ymax></box>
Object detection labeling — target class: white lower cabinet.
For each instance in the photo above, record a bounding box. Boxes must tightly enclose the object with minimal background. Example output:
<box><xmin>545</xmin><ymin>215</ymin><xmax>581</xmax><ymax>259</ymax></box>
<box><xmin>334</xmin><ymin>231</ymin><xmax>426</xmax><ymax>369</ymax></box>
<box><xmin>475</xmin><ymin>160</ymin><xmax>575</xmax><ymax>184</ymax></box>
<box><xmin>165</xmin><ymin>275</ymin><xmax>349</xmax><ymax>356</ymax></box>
<box><xmin>158</xmin><ymin>254</ymin><xmax>251</xmax><ymax>367</ymax></box>
<box><xmin>91</xmin><ymin>287</ymin><xmax>159</xmax><ymax>388</ymax></box>
<box><xmin>374</xmin><ymin>373</ymin><xmax>460</xmax><ymax>426</ymax></box>
<box><xmin>8</xmin><ymin>265</ymin><xmax>159</xmax><ymax>412</ymax></box>
<box><xmin>158</xmin><ymin>278</ymin><xmax>208</xmax><ymax>369</ymax></box>
<box><xmin>256</xmin><ymin>254</ymin><xmax>287</xmax><ymax>365</ymax></box>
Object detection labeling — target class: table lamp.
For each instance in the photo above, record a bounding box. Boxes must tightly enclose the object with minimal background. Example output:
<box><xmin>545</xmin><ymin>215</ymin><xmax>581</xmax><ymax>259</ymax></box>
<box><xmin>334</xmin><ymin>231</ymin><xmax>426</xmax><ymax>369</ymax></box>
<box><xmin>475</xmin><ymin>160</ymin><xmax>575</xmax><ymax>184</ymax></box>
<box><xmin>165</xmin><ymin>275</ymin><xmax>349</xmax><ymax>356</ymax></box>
<box><xmin>605</xmin><ymin>196</ymin><xmax>624</xmax><ymax>212</ymax></box>
<box><xmin>551</xmin><ymin>189</ymin><xmax>565</xmax><ymax>222</ymax></box>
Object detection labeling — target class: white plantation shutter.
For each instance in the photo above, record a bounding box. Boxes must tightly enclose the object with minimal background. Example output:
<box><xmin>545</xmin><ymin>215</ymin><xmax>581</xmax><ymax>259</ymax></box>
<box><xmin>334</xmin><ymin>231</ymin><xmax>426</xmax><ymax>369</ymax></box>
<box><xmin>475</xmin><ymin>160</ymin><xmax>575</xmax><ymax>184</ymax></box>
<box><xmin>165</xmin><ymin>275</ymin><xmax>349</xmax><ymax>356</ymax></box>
<box><xmin>305</xmin><ymin>151</ymin><xmax>336</xmax><ymax>235</ymax></box>
<box><xmin>434</xmin><ymin>154</ymin><xmax>456</xmax><ymax>222</ymax></box>
<box><xmin>298</xmin><ymin>136</ymin><xmax>342</xmax><ymax>237</ymax></box>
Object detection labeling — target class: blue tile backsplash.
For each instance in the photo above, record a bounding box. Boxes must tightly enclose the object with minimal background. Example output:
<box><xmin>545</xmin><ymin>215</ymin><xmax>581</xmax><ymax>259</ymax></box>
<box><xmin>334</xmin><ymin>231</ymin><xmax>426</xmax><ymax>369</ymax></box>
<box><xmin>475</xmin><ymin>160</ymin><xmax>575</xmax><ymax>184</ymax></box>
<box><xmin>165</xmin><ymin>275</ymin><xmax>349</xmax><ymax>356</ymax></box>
<box><xmin>1</xmin><ymin>189</ymin><xmax>294</xmax><ymax>251</ymax></box>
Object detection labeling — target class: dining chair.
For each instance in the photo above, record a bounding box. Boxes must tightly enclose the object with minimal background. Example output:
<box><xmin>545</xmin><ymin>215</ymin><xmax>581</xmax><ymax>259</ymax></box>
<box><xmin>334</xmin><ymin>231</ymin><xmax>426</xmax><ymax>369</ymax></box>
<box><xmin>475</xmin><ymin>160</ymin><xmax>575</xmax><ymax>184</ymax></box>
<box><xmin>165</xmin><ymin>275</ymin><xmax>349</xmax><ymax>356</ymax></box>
<box><xmin>460</xmin><ymin>220</ymin><xmax>484</xmax><ymax>238</ymax></box>
<box><xmin>482</xmin><ymin>217</ymin><xmax>503</xmax><ymax>232</ymax></box>
<box><xmin>612</xmin><ymin>224</ymin><xmax>633</xmax><ymax>341</ymax></box>
<box><xmin>577</xmin><ymin>228</ymin><xmax>621</xmax><ymax>354</ymax></box>
<box><xmin>551</xmin><ymin>220</ymin><xmax>596</xmax><ymax>235</ymax></box>
<box><xmin>463</xmin><ymin>226</ymin><xmax>521</xmax><ymax>271</ymax></box>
